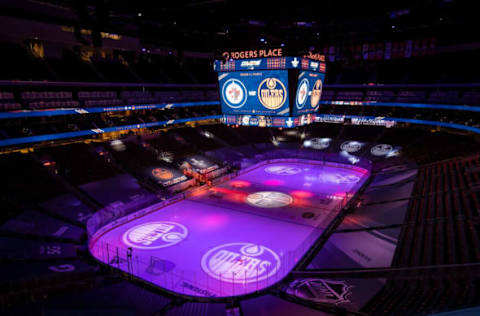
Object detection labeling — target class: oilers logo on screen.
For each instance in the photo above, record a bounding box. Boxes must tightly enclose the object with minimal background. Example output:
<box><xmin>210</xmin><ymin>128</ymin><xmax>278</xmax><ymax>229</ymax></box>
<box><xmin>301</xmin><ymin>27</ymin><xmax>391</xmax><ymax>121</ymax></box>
<box><xmin>258</xmin><ymin>78</ymin><xmax>287</xmax><ymax>110</ymax></box>
<box><xmin>310</xmin><ymin>79</ymin><xmax>323</xmax><ymax>108</ymax></box>
<box><xmin>222</xmin><ymin>78</ymin><xmax>248</xmax><ymax>108</ymax></box>
<box><xmin>265</xmin><ymin>165</ymin><xmax>302</xmax><ymax>175</ymax></box>
<box><xmin>122</xmin><ymin>221</ymin><xmax>188</xmax><ymax>249</ymax></box>
<box><xmin>341</xmin><ymin>141</ymin><xmax>363</xmax><ymax>153</ymax></box>
<box><xmin>201</xmin><ymin>243</ymin><xmax>281</xmax><ymax>283</ymax></box>
<box><xmin>296</xmin><ymin>78</ymin><xmax>309</xmax><ymax>109</ymax></box>
<box><xmin>246</xmin><ymin>191</ymin><xmax>293</xmax><ymax>208</ymax></box>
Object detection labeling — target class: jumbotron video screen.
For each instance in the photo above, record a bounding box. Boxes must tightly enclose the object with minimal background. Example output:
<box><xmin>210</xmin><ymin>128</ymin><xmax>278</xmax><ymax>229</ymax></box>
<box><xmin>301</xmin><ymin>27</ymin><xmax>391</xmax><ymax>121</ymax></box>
<box><xmin>215</xmin><ymin>57</ymin><xmax>326</xmax><ymax>125</ymax></box>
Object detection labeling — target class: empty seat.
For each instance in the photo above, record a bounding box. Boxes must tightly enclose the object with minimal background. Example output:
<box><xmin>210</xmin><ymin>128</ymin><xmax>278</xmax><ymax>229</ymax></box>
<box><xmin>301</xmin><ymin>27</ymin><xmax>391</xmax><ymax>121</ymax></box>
<box><xmin>0</xmin><ymin>91</ymin><xmax>14</xmax><ymax>100</ymax></box>
<box><xmin>395</xmin><ymin>90</ymin><xmax>426</xmax><ymax>103</ymax></box>
<box><xmin>336</xmin><ymin>90</ymin><xmax>364</xmax><ymax>101</ymax></box>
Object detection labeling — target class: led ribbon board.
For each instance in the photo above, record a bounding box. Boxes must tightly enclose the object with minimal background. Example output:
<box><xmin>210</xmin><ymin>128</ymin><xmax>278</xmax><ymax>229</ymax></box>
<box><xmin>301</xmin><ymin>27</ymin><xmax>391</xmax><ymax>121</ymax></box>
<box><xmin>222</xmin><ymin>114</ymin><xmax>316</xmax><ymax>128</ymax></box>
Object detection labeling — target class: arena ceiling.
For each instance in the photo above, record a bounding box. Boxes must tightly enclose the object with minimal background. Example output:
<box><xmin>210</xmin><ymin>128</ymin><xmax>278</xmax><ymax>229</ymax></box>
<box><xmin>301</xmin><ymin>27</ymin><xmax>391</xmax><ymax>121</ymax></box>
<box><xmin>1</xmin><ymin>0</ymin><xmax>473</xmax><ymax>52</ymax></box>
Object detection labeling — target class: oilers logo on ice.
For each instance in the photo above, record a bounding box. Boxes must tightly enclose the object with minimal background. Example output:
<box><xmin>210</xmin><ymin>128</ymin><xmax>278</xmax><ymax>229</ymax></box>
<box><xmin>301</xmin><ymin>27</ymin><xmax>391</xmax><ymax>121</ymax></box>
<box><xmin>246</xmin><ymin>191</ymin><xmax>293</xmax><ymax>208</ymax></box>
<box><xmin>189</xmin><ymin>157</ymin><xmax>208</xmax><ymax>168</ymax></box>
<box><xmin>222</xmin><ymin>79</ymin><xmax>247</xmax><ymax>108</ymax></box>
<box><xmin>265</xmin><ymin>165</ymin><xmax>302</xmax><ymax>175</ymax></box>
<box><xmin>152</xmin><ymin>168</ymin><xmax>174</xmax><ymax>180</ymax></box>
<box><xmin>334</xmin><ymin>174</ymin><xmax>361</xmax><ymax>184</ymax></box>
<box><xmin>258</xmin><ymin>78</ymin><xmax>287</xmax><ymax>110</ymax></box>
<box><xmin>296</xmin><ymin>78</ymin><xmax>309</xmax><ymax>109</ymax></box>
<box><xmin>341</xmin><ymin>141</ymin><xmax>363</xmax><ymax>153</ymax></box>
<box><xmin>310</xmin><ymin>138</ymin><xmax>331</xmax><ymax>150</ymax></box>
<box><xmin>201</xmin><ymin>243</ymin><xmax>281</xmax><ymax>283</ymax></box>
<box><xmin>123</xmin><ymin>221</ymin><xmax>188</xmax><ymax>249</ymax></box>
<box><xmin>370</xmin><ymin>144</ymin><xmax>393</xmax><ymax>156</ymax></box>
<box><xmin>310</xmin><ymin>79</ymin><xmax>323</xmax><ymax>108</ymax></box>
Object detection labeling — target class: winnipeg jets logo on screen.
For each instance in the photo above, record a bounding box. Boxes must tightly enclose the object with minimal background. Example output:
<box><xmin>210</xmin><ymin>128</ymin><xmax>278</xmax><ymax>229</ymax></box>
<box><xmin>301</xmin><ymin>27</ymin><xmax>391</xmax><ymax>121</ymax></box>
<box><xmin>296</xmin><ymin>78</ymin><xmax>309</xmax><ymax>109</ymax></box>
<box><xmin>265</xmin><ymin>165</ymin><xmax>302</xmax><ymax>175</ymax></box>
<box><xmin>370</xmin><ymin>144</ymin><xmax>393</xmax><ymax>156</ymax></box>
<box><xmin>258</xmin><ymin>78</ymin><xmax>287</xmax><ymax>110</ymax></box>
<box><xmin>222</xmin><ymin>79</ymin><xmax>247</xmax><ymax>108</ymax></box>
<box><xmin>201</xmin><ymin>243</ymin><xmax>281</xmax><ymax>283</ymax></box>
<box><xmin>246</xmin><ymin>191</ymin><xmax>293</xmax><ymax>208</ymax></box>
<box><xmin>122</xmin><ymin>221</ymin><xmax>188</xmax><ymax>249</ymax></box>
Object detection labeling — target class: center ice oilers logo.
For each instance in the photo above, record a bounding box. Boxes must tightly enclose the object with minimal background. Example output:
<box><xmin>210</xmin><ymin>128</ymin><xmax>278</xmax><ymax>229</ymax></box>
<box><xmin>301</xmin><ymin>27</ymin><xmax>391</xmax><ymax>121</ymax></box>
<box><xmin>258</xmin><ymin>78</ymin><xmax>287</xmax><ymax>110</ymax></box>
<box><xmin>201</xmin><ymin>243</ymin><xmax>281</xmax><ymax>283</ymax></box>
<box><xmin>296</xmin><ymin>78</ymin><xmax>309</xmax><ymax>109</ymax></box>
<box><xmin>122</xmin><ymin>221</ymin><xmax>188</xmax><ymax>249</ymax></box>
<box><xmin>341</xmin><ymin>141</ymin><xmax>363</xmax><ymax>153</ymax></box>
<box><xmin>222</xmin><ymin>79</ymin><xmax>247</xmax><ymax>108</ymax></box>
<box><xmin>265</xmin><ymin>165</ymin><xmax>302</xmax><ymax>175</ymax></box>
<box><xmin>310</xmin><ymin>79</ymin><xmax>323</xmax><ymax>108</ymax></box>
<box><xmin>370</xmin><ymin>144</ymin><xmax>393</xmax><ymax>156</ymax></box>
<box><xmin>246</xmin><ymin>191</ymin><xmax>293</xmax><ymax>208</ymax></box>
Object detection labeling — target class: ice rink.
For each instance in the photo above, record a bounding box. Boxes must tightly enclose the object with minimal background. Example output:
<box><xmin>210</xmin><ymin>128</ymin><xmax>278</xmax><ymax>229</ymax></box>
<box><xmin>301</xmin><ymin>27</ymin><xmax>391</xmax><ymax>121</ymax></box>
<box><xmin>89</xmin><ymin>160</ymin><xmax>369</xmax><ymax>297</ymax></box>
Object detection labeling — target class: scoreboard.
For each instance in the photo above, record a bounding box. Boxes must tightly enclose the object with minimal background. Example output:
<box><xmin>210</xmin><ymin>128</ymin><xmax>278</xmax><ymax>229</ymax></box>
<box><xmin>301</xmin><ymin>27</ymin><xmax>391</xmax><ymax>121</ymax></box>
<box><xmin>218</xmin><ymin>70</ymin><xmax>290</xmax><ymax>116</ymax></box>
<box><xmin>214</xmin><ymin>56</ymin><xmax>326</xmax><ymax>120</ymax></box>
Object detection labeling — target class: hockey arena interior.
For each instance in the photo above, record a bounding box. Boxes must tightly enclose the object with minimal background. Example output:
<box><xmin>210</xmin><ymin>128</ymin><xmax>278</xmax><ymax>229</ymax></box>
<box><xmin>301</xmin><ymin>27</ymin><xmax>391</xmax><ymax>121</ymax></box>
<box><xmin>1</xmin><ymin>1</ymin><xmax>480</xmax><ymax>316</ymax></box>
